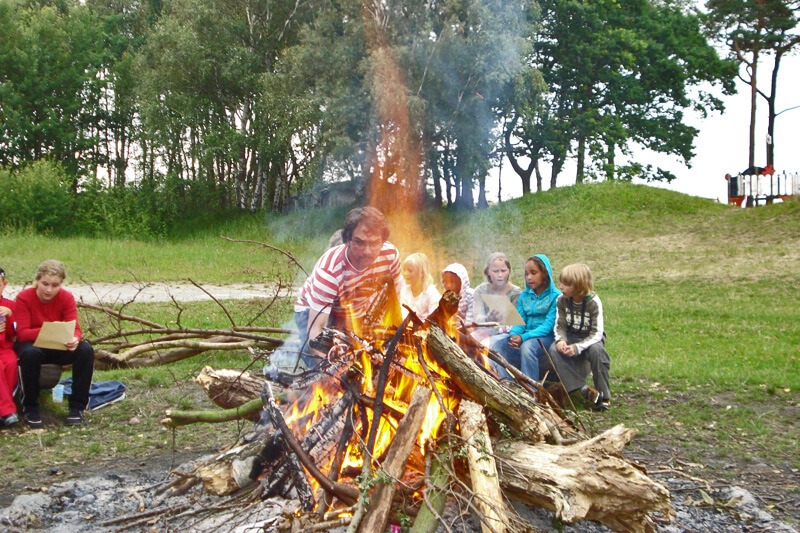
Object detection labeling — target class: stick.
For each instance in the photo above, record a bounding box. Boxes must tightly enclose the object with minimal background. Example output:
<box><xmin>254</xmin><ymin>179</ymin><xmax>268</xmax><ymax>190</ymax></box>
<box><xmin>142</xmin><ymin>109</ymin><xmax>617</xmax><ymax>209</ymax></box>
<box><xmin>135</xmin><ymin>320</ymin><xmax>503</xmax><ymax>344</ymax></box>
<box><xmin>161</xmin><ymin>397</ymin><xmax>264</xmax><ymax>428</ymax></box>
<box><xmin>221</xmin><ymin>236</ymin><xmax>308</xmax><ymax>276</ymax></box>
<box><xmin>537</xmin><ymin>339</ymin><xmax>585</xmax><ymax>432</ymax></box>
<box><xmin>411</xmin><ymin>445</ymin><xmax>451</xmax><ymax>533</ymax></box>
<box><xmin>365</xmin><ymin>314</ymin><xmax>413</xmax><ymax>456</ymax></box>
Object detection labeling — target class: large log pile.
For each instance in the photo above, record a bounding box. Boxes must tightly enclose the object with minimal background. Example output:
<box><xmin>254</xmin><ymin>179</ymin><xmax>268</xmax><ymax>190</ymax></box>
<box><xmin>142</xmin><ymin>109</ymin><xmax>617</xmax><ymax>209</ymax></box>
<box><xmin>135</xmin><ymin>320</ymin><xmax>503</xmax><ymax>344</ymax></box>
<box><xmin>165</xmin><ymin>320</ymin><xmax>672</xmax><ymax>532</ymax></box>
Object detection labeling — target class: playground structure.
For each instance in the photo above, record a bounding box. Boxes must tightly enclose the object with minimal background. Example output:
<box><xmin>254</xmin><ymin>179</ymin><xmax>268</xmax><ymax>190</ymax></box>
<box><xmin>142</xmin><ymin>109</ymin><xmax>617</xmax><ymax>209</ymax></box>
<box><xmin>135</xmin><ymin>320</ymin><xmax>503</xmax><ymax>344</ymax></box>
<box><xmin>726</xmin><ymin>170</ymin><xmax>799</xmax><ymax>207</ymax></box>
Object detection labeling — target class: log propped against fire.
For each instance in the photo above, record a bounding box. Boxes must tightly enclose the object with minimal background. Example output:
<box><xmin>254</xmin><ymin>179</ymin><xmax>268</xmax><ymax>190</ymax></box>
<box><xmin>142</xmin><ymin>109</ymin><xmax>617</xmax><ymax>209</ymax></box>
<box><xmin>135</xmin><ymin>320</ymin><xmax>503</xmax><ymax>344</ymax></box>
<box><xmin>166</xmin><ymin>294</ymin><xmax>672</xmax><ymax>533</ymax></box>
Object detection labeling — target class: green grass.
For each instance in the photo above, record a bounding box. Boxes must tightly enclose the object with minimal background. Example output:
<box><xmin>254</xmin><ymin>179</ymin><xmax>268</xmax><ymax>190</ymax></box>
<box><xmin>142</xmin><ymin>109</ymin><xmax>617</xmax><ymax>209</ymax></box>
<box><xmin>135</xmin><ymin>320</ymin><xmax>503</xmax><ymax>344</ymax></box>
<box><xmin>0</xmin><ymin>181</ymin><xmax>798</xmax><ymax>516</ymax></box>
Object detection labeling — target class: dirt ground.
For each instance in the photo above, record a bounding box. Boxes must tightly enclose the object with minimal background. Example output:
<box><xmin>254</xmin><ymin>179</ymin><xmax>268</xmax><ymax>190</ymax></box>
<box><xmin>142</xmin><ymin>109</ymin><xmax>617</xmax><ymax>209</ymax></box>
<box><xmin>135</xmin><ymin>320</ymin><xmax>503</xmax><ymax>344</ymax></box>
<box><xmin>611</xmin><ymin>387</ymin><xmax>800</xmax><ymax>525</ymax></box>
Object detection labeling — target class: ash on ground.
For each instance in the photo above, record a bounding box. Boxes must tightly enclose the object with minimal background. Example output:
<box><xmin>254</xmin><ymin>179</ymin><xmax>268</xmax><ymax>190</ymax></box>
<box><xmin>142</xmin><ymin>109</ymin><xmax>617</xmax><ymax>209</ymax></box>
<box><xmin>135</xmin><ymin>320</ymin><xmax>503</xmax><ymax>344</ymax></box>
<box><xmin>1</xmin><ymin>457</ymin><xmax>796</xmax><ymax>533</ymax></box>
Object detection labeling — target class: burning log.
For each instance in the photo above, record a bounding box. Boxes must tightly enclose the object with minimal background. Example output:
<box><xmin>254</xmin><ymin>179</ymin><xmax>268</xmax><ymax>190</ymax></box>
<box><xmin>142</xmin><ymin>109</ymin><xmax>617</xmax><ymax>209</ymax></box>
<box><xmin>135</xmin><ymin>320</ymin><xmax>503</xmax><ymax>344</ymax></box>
<box><xmin>260</xmin><ymin>382</ymin><xmax>360</xmax><ymax>508</ymax></box>
<box><xmin>357</xmin><ymin>384</ymin><xmax>433</xmax><ymax>533</ymax></box>
<box><xmin>422</xmin><ymin>324</ymin><xmax>578</xmax><ymax>443</ymax></box>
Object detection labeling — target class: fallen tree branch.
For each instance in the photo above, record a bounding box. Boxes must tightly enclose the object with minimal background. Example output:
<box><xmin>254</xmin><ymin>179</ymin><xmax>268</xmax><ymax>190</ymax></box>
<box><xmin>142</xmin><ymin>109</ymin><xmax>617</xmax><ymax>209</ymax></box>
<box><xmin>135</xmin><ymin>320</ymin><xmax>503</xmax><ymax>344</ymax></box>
<box><xmin>161</xmin><ymin>397</ymin><xmax>264</xmax><ymax>428</ymax></box>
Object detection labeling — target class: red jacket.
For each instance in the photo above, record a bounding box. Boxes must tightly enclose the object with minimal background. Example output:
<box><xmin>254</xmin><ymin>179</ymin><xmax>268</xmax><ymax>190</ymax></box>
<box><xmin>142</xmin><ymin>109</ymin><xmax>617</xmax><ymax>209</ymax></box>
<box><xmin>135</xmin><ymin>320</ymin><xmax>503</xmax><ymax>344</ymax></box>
<box><xmin>14</xmin><ymin>287</ymin><xmax>82</xmax><ymax>343</ymax></box>
<box><xmin>0</xmin><ymin>297</ymin><xmax>15</xmax><ymax>351</ymax></box>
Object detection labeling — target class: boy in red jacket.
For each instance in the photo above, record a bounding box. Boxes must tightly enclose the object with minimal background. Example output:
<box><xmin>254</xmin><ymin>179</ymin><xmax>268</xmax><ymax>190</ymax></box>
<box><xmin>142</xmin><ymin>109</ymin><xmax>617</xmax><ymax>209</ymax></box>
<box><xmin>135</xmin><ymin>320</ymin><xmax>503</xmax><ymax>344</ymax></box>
<box><xmin>15</xmin><ymin>260</ymin><xmax>94</xmax><ymax>428</ymax></box>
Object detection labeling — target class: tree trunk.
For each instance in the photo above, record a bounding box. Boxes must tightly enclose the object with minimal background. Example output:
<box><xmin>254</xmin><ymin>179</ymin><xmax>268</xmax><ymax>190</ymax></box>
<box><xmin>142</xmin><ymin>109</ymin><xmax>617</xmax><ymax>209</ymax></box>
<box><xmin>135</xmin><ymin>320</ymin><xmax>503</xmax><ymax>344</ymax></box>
<box><xmin>495</xmin><ymin>425</ymin><xmax>672</xmax><ymax>533</ymax></box>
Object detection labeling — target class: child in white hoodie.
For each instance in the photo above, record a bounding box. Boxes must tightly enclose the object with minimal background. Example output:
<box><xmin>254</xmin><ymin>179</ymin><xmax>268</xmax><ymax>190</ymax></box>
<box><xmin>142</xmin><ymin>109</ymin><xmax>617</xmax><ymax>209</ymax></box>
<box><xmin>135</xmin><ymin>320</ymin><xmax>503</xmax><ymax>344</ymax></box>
<box><xmin>440</xmin><ymin>263</ymin><xmax>474</xmax><ymax>327</ymax></box>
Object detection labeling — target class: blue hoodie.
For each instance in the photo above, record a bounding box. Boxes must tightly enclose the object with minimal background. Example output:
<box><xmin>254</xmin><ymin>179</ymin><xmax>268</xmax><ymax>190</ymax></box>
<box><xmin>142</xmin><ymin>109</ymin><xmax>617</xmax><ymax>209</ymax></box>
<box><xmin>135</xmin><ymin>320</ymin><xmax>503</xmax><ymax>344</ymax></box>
<box><xmin>509</xmin><ymin>254</ymin><xmax>560</xmax><ymax>341</ymax></box>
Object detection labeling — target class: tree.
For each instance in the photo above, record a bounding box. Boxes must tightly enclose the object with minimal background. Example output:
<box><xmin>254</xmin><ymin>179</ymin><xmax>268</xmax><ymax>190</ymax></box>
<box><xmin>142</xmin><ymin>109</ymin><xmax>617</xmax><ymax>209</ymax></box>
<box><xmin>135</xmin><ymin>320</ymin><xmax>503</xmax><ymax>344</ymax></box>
<box><xmin>133</xmin><ymin>0</ymin><xmax>313</xmax><ymax>210</ymax></box>
<box><xmin>705</xmin><ymin>0</ymin><xmax>800</xmax><ymax>168</ymax></box>
<box><xmin>503</xmin><ymin>0</ymin><xmax>735</xmax><ymax>190</ymax></box>
<box><xmin>0</xmin><ymin>0</ymin><xmax>107</xmax><ymax>183</ymax></box>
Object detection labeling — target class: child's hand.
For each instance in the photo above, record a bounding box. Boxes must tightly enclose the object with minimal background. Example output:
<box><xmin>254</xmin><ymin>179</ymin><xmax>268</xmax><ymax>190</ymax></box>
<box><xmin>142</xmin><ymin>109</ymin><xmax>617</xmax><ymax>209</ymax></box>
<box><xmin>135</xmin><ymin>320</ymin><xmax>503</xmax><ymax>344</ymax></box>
<box><xmin>65</xmin><ymin>336</ymin><xmax>80</xmax><ymax>351</ymax></box>
<box><xmin>557</xmin><ymin>340</ymin><xmax>576</xmax><ymax>356</ymax></box>
<box><xmin>508</xmin><ymin>335</ymin><xmax>522</xmax><ymax>349</ymax></box>
<box><xmin>0</xmin><ymin>305</ymin><xmax>11</xmax><ymax>317</ymax></box>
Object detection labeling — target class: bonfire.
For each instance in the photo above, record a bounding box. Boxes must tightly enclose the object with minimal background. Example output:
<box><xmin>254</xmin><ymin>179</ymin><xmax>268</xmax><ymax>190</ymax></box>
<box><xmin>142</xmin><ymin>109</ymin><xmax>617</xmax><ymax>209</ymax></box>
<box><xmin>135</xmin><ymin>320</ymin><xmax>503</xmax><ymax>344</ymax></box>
<box><xmin>155</xmin><ymin>291</ymin><xmax>672</xmax><ymax>533</ymax></box>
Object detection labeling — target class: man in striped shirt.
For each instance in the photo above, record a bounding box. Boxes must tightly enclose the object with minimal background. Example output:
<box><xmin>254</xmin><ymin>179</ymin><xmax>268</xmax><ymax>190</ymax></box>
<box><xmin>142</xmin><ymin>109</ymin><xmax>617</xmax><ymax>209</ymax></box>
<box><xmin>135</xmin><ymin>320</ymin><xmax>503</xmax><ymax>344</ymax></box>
<box><xmin>294</xmin><ymin>206</ymin><xmax>401</xmax><ymax>368</ymax></box>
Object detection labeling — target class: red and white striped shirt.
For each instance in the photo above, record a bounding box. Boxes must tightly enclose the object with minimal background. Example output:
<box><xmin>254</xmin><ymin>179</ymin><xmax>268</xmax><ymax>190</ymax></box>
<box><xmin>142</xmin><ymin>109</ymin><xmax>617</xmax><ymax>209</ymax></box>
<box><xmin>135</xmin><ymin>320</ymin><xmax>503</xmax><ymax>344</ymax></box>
<box><xmin>295</xmin><ymin>242</ymin><xmax>402</xmax><ymax>318</ymax></box>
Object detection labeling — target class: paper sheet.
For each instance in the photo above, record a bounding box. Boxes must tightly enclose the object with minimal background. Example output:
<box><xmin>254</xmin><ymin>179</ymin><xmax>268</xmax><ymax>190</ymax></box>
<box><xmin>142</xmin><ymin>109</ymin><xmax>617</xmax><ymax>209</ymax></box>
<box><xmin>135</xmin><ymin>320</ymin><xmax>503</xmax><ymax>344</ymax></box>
<box><xmin>33</xmin><ymin>320</ymin><xmax>76</xmax><ymax>350</ymax></box>
<box><xmin>477</xmin><ymin>294</ymin><xmax>524</xmax><ymax>325</ymax></box>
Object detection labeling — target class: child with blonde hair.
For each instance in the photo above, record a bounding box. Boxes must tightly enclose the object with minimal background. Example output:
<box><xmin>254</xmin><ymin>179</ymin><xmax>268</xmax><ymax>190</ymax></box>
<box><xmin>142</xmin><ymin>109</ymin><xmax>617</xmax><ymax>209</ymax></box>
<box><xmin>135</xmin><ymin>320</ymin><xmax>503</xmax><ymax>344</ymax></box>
<box><xmin>547</xmin><ymin>263</ymin><xmax>611</xmax><ymax>410</ymax></box>
<box><xmin>399</xmin><ymin>253</ymin><xmax>441</xmax><ymax>320</ymax></box>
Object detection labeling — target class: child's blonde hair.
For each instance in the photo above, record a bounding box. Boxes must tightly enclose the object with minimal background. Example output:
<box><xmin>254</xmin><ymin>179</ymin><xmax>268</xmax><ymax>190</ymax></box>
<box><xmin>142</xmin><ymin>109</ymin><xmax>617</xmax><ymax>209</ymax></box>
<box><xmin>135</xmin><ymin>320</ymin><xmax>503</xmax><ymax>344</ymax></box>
<box><xmin>559</xmin><ymin>263</ymin><xmax>593</xmax><ymax>299</ymax></box>
<box><xmin>36</xmin><ymin>259</ymin><xmax>67</xmax><ymax>281</ymax></box>
<box><xmin>403</xmin><ymin>252</ymin><xmax>435</xmax><ymax>287</ymax></box>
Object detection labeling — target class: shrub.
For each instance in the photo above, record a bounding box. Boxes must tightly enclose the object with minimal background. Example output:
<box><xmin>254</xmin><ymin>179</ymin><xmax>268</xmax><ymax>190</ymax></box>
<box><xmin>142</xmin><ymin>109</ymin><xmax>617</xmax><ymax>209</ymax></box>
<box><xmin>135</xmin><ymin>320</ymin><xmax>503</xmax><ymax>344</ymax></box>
<box><xmin>0</xmin><ymin>160</ymin><xmax>74</xmax><ymax>234</ymax></box>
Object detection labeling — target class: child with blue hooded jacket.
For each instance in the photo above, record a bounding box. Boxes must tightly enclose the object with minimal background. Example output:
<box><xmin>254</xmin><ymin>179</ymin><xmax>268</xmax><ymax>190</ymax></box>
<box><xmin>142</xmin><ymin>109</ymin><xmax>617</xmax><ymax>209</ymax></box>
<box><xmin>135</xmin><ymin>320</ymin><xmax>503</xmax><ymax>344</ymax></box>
<box><xmin>490</xmin><ymin>254</ymin><xmax>560</xmax><ymax>381</ymax></box>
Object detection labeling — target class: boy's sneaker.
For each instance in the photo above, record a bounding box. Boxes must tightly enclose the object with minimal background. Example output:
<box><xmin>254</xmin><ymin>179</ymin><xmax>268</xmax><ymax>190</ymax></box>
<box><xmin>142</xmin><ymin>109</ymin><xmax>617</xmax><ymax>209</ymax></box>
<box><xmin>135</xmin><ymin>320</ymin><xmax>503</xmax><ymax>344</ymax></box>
<box><xmin>592</xmin><ymin>398</ymin><xmax>611</xmax><ymax>411</ymax></box>
<box><xmin>2</xmin><ymin>413</ymin><xmax>19</xmax><ymax>427</ymax></box>
<box><xmin>580</xmin><ymin>385</ymin><xmax>601</xmax><ymax>405</ymax></box>
<box><xmin>24</xmin><ymin>407</ymin><xmax>43</xmax><ymax>429</ymax></box>
<box><xmin>65</xmin><ymin>407</ymin><xmax>85</xmax><ymax>426</ymax></box>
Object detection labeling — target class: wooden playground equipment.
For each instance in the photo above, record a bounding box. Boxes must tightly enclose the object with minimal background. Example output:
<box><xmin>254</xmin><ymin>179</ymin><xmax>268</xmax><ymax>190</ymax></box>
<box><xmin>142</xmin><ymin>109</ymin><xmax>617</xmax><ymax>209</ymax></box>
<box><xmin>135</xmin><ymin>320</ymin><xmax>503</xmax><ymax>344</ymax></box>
<box><xmin>726</xmin><ymin>170</ymin><xmax>799</xmax><ymax>207</ymax></box>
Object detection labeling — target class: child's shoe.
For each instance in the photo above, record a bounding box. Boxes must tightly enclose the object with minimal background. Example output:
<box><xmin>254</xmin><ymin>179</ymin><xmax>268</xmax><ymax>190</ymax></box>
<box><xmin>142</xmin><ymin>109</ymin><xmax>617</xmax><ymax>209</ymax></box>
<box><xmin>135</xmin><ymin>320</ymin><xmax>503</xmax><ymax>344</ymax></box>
<box><xmin>24</xmin><ymin>407</ymin><xmax>43</xmax><ymax>429</ymax></box>
<box><xmin>592</xmin><ymin>398</ymin><xmax>611</xmax><ymax>411</ymax></box>
<box><xmin>65</xmin><ymin>407</ymin><xmax>85</xmax><ymax>426</ymax></box>
<box><xmin>580</xmin><ymin>385</ymin><xmax>601</xmax><ymax>405</ymax></box>
<box><xmin>2</xmin><ymin>412</ymin><xmax>19</xmax><ymax>427</ymax></box>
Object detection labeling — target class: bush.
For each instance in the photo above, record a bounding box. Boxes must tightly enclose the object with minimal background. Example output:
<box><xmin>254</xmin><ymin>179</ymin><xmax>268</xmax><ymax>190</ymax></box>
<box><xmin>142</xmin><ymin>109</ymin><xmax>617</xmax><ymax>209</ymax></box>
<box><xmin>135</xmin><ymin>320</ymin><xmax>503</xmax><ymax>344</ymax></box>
<box><xmin>0</xmin><ymin>160</ymin><xmax>75</xmax><ymax>234</ymax></box>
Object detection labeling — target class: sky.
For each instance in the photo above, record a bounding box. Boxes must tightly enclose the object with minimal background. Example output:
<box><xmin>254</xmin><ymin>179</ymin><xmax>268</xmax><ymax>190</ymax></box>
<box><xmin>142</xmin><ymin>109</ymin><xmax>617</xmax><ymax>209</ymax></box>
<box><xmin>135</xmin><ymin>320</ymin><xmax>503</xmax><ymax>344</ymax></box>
<box><xmin>487</xmin><ymin>51</ymin><xmax>800</xmax><ymax>203</ymax></box>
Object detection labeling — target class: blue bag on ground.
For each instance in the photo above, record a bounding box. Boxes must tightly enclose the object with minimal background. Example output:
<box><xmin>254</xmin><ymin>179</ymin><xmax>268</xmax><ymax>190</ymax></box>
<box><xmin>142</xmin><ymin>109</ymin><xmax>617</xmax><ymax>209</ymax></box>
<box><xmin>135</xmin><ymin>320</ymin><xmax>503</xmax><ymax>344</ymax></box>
<box><xmin>59</xmin><ymin>378</ymin><xmax>127</xmax><ymax>411</ymax></box>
